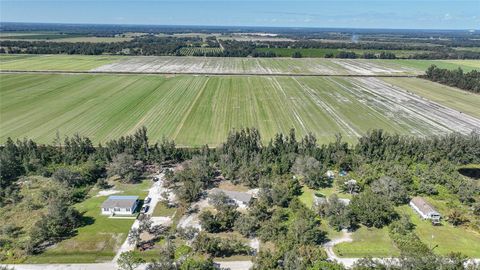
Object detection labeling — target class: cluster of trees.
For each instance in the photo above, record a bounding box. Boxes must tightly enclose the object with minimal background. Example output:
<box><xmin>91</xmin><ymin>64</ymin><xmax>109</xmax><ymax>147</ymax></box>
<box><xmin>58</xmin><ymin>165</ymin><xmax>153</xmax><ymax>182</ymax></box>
<box><xmin>422</xmin><ymin>65</ymin><xmax>480</xmax><ymax>93</ymax></box>
<box><xmin>2</xmin><ymin>127</ymin><xmax>480</xmax><ymax>264</ymax></box>
<box><xmin>199</xmin><ymin>192</ymin><xmax>239</xmax><ymax>232</ymax></box>
<box><xmin>0</xmin><ymin>36</ymin><xmax>206</xmax><ymax>55</ymax></box>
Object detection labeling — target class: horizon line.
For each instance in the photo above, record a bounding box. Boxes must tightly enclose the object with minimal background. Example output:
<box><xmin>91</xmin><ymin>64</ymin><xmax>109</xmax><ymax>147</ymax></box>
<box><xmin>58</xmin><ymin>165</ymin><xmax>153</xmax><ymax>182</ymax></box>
<box><xmin>1</xmin><ymin>21</ymin><xmax>478</xmax><ymax>32</ymax></box>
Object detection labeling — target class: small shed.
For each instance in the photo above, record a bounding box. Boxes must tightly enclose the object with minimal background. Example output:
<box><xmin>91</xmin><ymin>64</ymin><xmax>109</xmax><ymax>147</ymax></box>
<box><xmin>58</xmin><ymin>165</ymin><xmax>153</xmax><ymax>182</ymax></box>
<box><xmin>101</xmin><ymin>195</ymin><xmax>139</xmax><ymax>215</ymax></box>
<box><xmin>409</xmin><ymin>197</ymin><xmax>441</xmax><ymax>224</ymax></box>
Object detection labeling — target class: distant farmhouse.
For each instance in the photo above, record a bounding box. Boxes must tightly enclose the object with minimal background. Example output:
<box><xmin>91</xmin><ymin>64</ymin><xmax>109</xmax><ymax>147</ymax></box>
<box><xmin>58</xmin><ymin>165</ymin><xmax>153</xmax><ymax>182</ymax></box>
<box><xmin>101</xmin><ymin>195</ymin><xmax>139</xmax><ymax>215</ymax></box>
<box><xmin>410</xmin><ymin>197</ymin><xmax>441</xmax><ymax>224</ymax></box>
<box><xmin>210</xmin><ymin>188</ymin><xmax>252</xmax><ymax>209</ymax></box>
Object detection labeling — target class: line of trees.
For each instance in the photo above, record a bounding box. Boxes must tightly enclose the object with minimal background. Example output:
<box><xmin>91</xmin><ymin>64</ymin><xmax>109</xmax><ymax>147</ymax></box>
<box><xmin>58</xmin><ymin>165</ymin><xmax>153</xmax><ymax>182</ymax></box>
<box><xmin>421</xmin><ymin>65</ymin><xmax>480</xmax><ymax>93</ymax></box>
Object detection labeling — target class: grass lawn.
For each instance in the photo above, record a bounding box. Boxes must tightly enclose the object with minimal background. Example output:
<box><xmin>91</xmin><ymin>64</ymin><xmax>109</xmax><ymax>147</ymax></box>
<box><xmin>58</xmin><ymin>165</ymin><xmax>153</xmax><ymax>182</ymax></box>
<box><xmin>334</xmin><ymin>226</ymin><xmax>400</xmax><ymax>258</ymax></box>
<box><xmin>25</xmin><ymin>180</ymin><xmax>151</xmax><ymax>263</ymax></box>
<box><xmin>397</xmin><ymin>205</ymin><xmax>480</xmax><ymax>258</ymax></box>
<box><xmin>299</xmin><ymin>186</ymin><xmax>317</xmax><ymax>208</ymax></box>
<box><xmin>152</xmin><ymin>203</ymin><xmax>176</xmax><ymax>217</ymax></box>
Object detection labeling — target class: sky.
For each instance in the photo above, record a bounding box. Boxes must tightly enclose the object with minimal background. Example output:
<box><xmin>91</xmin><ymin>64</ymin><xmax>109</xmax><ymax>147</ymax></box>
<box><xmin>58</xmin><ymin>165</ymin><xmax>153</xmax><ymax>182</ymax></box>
<box><xmin>1</xmin><ymin>0</ymin><xmax>479</xmax><ymax>30</ymax></box>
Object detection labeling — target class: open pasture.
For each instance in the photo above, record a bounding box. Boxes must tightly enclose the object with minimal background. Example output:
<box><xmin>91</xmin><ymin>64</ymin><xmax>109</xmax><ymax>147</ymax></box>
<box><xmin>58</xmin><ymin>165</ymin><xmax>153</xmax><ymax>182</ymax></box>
<box><xmin>91</xmin><ymin>56</ymin><xmax>420</xmax><ymax>75</ymax></box>
<box><xmin>0</xmin><ymin>54</ymin><xmax>122</xmax><ymax>71</ymax></box>
<box><xmin>1</xmin><ymin>74</ymin><xmax>479</xmax><ymax>146</ymax></box>
<box><xmin>2</xmin><ymin>55</ymin><xmax>478</xmax><ymax>75</ymax></box>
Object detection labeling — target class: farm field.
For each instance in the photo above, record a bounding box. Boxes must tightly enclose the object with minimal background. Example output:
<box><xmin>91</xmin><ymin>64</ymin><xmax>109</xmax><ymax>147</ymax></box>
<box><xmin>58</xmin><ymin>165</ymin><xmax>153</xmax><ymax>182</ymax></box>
<box><xmin>91</xmin><ymin>56</ymin><xmax>421</xmax><ymax>75</ymax></box>
<box><xmin>382</xmin><ymin>77</ymin><xmax>480</xmax><ymax>118</ymax></box>
<box><xmin>1</xmin><ymin>74</ymin><xmax>479</xmax><ymax>146</ymax></box>
<box><xmin>178</xmin><ymin>47</ymin><xmax>223</xmax><ymax>56</ymax></box>
<box><xmin>0</xmin><ymin>54</ymin><xmax>122</xmax><ymax>71</ymax></box>
<box><xmin>2</xmin><ymin>55</ymin><xmax>479</xmax><ymax>75</ymax></box>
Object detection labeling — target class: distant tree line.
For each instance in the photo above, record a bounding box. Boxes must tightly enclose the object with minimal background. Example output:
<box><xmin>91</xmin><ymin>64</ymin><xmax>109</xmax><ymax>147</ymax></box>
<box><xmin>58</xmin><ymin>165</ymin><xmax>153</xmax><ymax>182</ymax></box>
<box><xmin>3</xmin><ymin>36</ymin><xmax>480</xmax><ymax>59</ymax></box>
<box><xmin>421</xmin><ymin>65</ymin><xmax>480</xmax><ymax>93</ymax></box>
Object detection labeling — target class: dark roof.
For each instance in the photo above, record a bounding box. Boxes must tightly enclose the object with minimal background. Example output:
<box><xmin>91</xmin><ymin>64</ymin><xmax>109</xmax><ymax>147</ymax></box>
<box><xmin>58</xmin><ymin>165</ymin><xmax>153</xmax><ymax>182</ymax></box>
<box><xmin>101</xmin><ymin>196</ymin><xmax>138</xmax><ymax>209</ymax></box>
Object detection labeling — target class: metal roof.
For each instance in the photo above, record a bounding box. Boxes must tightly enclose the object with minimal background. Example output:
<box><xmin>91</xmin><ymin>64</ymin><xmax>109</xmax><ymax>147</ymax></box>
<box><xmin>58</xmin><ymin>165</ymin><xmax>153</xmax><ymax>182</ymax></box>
<box><xmin>101</xmin><ymin>195</ymin><xmax>138</xmax><ymax>209</ymax></box>
<box><xmin>210</xmin><ymin>188</ymin><xmax>252</xmax><ymax>204</ymax></box>
<box><xmin>410</xmin><ymin>197</ymin><xmax>440</xmax><ymax>216</ymax></box>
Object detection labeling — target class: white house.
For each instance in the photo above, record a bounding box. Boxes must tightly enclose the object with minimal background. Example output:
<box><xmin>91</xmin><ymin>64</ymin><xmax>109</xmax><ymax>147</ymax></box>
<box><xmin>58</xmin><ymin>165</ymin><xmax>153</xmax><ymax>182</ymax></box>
<box><xmin>101</xmin><ymin>195</ymin><xmax>139</xmax><ymax>215</ymax></box>
<box><xmin>410</xmin><ymin>197</ymin><xmax>441</xmax><ymax>224</ymax></box>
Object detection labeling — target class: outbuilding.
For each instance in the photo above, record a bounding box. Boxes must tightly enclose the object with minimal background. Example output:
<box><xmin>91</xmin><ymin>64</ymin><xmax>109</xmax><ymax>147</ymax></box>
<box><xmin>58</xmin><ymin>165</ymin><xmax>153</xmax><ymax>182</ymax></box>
<box><xmin>409</xmin><ymin>197</ymin><xmax>441</xmax><ymax>224</ymax></box>
<box><xmin>101</xmin><ymin>195</ymin><xmax>139</xmax><ymax>216</ymax></box>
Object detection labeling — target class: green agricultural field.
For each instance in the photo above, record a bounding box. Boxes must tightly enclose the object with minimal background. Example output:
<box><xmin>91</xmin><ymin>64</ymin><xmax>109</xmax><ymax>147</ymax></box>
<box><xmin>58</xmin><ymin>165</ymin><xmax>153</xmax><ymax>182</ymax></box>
<box><xmin>26</xmin><ymin>180</ymin><xmax>151</xmax><ymax>263</ymax></box>
<box><xmin>382</xmin><ymin>77</ymin><xmax>480</xmax><ymax>119</ymax></box>
<box><xmin>178</xmin><ymin>47</ymin><xmax>223</xmax><ymax>56</ymax></box>
<box><xmin>378</xmin><ymin>59</ymin><xmax>480</xmax><ymax>72</ymax></box>
<box><xmin>0</xmin><ymin>54</ymin><xmax>122</xmax><ymax>71</ymax></box>
<box><xmin>1</xmin><ymin>74</ymin><xmax>479</xmax><ymax>146</ymax></box>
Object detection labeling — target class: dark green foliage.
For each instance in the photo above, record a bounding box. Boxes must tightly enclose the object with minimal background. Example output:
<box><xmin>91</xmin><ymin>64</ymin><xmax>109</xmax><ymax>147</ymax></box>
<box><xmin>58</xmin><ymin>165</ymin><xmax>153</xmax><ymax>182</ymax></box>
<box><xmin>291</xmin><ymin>51</ymin><xmax>302</xmax><ymax>58</ymax></box>
<box><xmin>173</xmin><ymin>156</ymin><xmax>215</xmax><ymax>204</ymax></box>
<box><xmin>291</xmin><ymin>156</ymin><xmax>329</xmax><ymax>189</ymax></box>
<box><xmin>422</xmin><ymin>65</ymin><xmax>480</xmax><ymax>93</ymax></box>
<box><xmin>371</xmin><ymin>176</ymin><xmax>409</xmax><ymax>205</ymax></box>
<box><xmin>350</xmin><ymin>189</ymin><xmax>397</xmax><ymax>228</ymax></box>
<box><xmin>199</xmin><ymin>192</ymin><xmax>239</xmax><ymax>232</ymax></box>
<box><xmin>286</xmin><ymin>200</ymin><xmax>327</xmax><ymax>246</ymax></box>
<box><xmin>388</xmin><ymin>215</ymin><xmax>431</xmax><ymax>256</ymax></box>
<box><xmin>192</xmin><ymin>232</ymin><xmax>252</xmax><ymax>257</ymax></box>
<box><xmin>29</xmin><ymin>196</ymin><xmax>82</xmax><ymax>253</ymax></box>
<box><xmin>317</xmin><ymin>194</ymin><xmax>355</xmax><ymax>230</ymax></box>
<box><xmin>107</xmin><ymin>153</ymin><xmax>143</xmax><ymax>183</ymax></box>
<box><xmin>260</xmin><ymin>175</ymin><xmax>302</xmax><ymax>207</ymax></box>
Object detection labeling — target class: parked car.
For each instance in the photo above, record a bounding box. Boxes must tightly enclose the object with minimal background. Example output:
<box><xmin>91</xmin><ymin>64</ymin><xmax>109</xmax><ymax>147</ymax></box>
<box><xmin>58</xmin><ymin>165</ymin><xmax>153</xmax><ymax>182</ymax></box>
<box><xmin>141</xmin><ymin>205</ymin><xmax>150</xmax><ymax>214</ymax></box>
<box><xmin>145</xmin><ymin>197</ymin><xmax>152</xmax><ymax>204</ymax></box>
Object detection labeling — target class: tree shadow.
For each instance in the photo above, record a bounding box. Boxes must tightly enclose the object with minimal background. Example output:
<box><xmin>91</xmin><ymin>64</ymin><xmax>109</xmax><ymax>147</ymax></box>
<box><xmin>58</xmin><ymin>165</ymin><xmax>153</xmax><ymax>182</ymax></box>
<box><xmin>458</xmin><ymin>168</ymin><xmax>480</xmax><ymax>180</ymax></box>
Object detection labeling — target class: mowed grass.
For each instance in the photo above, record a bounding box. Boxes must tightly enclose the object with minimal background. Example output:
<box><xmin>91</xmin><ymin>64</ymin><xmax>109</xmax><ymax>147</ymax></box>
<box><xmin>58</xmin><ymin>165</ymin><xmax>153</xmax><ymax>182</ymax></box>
<box><xmin>0</xmin><ymin>54</ymin><xmax>122</xmax><ymax>71</ymax></box>
<box><xmin>1</xmin><ymin>74</ymin><xmax>478</xmax><ymax>146</ymax></box>
<box><xmin>26</xmin><ymin>180</ymin><xmax>151</xmax><ymax>263</ymax></box>
<box><xmin>382</xmin><ymin>77</ymin><xmax>480</xmax><ymax>119</ymax></box>
<box><xmin>334</xmin><ymin>226</ymin><xmax>400</xmax><ymax>258</ymax></box>
<box><xmin>397</xmin><ymin>205</ymin><xmax>480</xmax><ymax>258</ymax></box>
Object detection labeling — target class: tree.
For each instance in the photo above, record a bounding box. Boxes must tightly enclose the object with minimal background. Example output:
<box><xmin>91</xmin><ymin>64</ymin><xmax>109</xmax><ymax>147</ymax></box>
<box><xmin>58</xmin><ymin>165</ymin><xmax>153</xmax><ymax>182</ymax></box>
<box><xmin>29</xmin><ymin>196</ymin><xmax>82</xmax><ymax>251</ymax></box>
<box><xmin>317</xmin><ymin>194</ymin><xmax>355</xmax><ymax>230</ymax></box>
<box><xmin>200</xmin><ymin>192</ymin><xmax>239</xmax><ymax>232</ymax></box>
<box><xmin>107</xmin><ymin>153</ymin><xmax>143</xmax><ymax>183</ymax></box>
<box><xmin>292</xmin><ymin>51</ymin><xmax>302</xmax><ymax>58</ymax></box>
<box><xmin>117</xmin><ymin>251</ymin><xmax>145</xmax><ymax>270</ymax></box>
<box><xmin>447</xmin><ymin>209</ymin><xmax>468</xmax><ymax>226</ymax></box>
<box><xmin>138</xmin><ymin>214</ymin><xmax>153</xmax><ymax>233</ymax></box>
<box><xmin>291</xmin><ymin>156</ymin><xmax>328</xmax><ymax>189</ymax></box>
<box><xmin>350</xmin><ymin>189</ymin><xmax>397</xmax><ymax>228</ymax></box>
<box><xmin>234</xmin><ymin>213</ymin><xmax>260</xmax><ymax>237</ymax></box>
<box><xmin>371</xmin><ymin>176</ymin><xmax>409</xmax><ymax>205</ymax></box>
<box><xmin>52</xmin><ymin>167</ymin><xmax>83</xmax><ymax>187</ymax></box>
<box><xmin>127</xmin><ymin>228</ymin><xmax>141</xmax><ymax>247</ymax></box>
